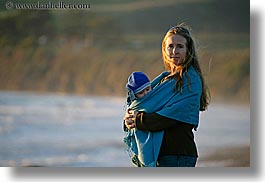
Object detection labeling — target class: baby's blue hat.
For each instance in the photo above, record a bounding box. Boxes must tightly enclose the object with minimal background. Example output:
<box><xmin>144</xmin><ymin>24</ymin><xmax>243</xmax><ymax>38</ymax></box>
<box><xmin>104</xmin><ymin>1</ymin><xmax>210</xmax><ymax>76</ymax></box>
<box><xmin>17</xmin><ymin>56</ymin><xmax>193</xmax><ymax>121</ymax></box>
<box><xmin>126</xmin><ymin>72</ymin><xmax>151</xmax><ymax>94</ymax></box>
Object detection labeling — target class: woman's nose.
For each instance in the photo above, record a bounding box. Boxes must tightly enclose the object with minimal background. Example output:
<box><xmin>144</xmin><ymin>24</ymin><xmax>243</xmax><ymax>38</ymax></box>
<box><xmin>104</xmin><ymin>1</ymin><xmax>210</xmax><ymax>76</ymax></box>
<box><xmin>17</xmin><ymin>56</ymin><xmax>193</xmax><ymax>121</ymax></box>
<box><xmin>172</xmin><ymin>47</ymin><xmax>177</xmax><ymax>54</ymax></box>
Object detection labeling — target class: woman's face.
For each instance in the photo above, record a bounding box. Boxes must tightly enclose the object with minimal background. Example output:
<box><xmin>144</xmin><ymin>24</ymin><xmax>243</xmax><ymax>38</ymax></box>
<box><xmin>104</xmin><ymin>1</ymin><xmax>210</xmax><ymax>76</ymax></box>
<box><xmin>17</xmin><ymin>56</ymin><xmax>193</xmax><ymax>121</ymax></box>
<box><xmin>165</xmin><ymin>34</ymin><xmax>187</xmax><ymax>66</ymax></box>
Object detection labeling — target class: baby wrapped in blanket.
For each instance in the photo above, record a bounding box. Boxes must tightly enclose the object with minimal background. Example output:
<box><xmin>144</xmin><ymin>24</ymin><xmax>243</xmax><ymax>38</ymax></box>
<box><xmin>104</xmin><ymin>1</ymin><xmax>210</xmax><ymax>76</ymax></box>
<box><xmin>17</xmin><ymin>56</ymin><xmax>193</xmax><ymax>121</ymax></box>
<box><xmin>123</xmin><ymin>67</ymin><xmax>202</xmax><ymax>167</ymax></box>
<box><xmin>124</xmin><ymin>71</ymin><xmax>165</xmax><ymax>167</ymax></box>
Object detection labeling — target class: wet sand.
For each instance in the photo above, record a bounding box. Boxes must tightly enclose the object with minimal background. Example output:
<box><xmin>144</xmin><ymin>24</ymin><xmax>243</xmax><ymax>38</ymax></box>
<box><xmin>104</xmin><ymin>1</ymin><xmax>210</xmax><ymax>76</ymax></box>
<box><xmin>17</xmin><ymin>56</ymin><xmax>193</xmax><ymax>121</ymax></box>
<box><xmin>197</xmin><ymin>145</ymin><xmax>250</xmax><ymax>167</ymax></box>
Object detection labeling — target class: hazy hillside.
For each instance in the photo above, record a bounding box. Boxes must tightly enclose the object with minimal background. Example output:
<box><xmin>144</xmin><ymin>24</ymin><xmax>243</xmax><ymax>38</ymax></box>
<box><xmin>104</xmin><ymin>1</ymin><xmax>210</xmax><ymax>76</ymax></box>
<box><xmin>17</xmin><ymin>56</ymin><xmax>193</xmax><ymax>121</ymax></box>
<box><xmin>0</xmin><ymin>0</ymin><xmax>250</xmax><ymax>104</ymax></box>
<box><xmin>96</xmin><ymin>0</ymin><xmax>249</xmax><ymax>34</ymax></box>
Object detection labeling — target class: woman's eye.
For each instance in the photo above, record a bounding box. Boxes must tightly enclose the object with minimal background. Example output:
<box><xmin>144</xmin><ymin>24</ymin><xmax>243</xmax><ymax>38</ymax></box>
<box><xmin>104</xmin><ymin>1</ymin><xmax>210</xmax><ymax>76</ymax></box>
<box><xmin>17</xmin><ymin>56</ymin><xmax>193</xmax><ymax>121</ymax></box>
<box><xmin>178</xmin><ymin>44</ymin><xmax>184</xmax><ymax>48</ymax></box>
<box><xmin>168</xmin><ymin>44</ymin><xmax>174</xmax><ymax>48</ymax></box>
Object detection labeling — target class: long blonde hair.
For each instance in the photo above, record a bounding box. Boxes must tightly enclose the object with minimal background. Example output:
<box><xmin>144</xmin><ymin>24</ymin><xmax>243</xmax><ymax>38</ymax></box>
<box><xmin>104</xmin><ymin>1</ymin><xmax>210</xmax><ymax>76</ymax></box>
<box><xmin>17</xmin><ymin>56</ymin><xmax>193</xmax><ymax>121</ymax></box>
<box><xmin>162</xmin><ymin>23</ymin><xmax>210</xmax><ymax>111</ymax></box>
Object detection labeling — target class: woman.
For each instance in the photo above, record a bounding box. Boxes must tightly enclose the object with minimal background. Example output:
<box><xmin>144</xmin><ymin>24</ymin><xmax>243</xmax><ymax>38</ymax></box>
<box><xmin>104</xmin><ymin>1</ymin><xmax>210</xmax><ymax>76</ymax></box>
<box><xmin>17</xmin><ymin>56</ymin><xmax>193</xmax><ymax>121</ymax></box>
<box><xmin>124</xmin><ymin>23</ymin><xmax>210</xmax><ymax>167</ymax></box>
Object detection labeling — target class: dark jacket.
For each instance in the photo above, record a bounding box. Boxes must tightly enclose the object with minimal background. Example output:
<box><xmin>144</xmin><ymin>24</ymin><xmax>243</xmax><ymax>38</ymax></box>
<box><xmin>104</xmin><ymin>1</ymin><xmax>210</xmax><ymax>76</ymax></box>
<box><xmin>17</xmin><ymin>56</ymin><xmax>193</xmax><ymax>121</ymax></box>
<box><xmin>135</xmin><ymin>112</ymin><xmax>198</xmax><ymax>157</ymax></box>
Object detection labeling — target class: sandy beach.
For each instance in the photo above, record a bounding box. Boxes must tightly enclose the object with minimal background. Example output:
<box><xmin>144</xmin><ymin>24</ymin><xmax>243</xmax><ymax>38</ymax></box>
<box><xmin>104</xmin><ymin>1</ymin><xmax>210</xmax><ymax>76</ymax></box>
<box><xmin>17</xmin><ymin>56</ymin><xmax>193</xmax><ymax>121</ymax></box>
<box><xmin>197</xmin><ymin>145</ymin><xmax>250</xmax><ymax>167</ymax></box>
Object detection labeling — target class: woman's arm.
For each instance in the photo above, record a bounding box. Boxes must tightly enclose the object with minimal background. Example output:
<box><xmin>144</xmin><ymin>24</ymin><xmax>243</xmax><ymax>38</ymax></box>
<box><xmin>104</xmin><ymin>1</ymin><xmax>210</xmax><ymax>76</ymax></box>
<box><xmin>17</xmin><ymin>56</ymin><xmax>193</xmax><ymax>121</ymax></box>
<box><xmin>135</xmin><ymin>112</ymin><xmax>183</xmax><ymax>132</ymax></box>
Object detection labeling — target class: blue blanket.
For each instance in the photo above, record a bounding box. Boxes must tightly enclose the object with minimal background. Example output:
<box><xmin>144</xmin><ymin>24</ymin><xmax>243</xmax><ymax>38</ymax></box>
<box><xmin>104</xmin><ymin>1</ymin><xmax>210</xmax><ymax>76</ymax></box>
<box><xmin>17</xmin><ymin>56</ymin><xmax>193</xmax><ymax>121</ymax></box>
<box><xmin>123</xmin><ymin>66</ymin><xmax>202</xmax><ymax>167</ymax></box>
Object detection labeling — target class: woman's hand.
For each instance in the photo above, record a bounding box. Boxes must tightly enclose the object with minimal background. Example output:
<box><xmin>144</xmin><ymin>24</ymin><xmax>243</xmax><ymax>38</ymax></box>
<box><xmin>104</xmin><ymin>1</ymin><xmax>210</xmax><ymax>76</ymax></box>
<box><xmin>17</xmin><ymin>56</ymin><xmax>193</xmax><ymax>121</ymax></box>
<box><xmin>124</xmin><ymin>109</ymin><xmax>138</xmax><ymax>129</ymax></box>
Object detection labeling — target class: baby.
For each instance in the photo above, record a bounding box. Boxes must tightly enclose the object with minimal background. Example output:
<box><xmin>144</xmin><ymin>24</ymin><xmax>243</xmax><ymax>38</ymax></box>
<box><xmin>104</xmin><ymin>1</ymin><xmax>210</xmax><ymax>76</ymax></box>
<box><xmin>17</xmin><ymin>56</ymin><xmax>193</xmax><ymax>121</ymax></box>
<box><xmin>126</xmin><ymin>71</ymin><xmax>152</xmax><ymax>102</ymax></box>
<box><xmin>124</xmin><ymin>71</ymin><xmax>152</xmax><ymax>128</ymax></box>
<box><xmin>124</xmin><ymin>71</ymin><xmax>153</xmax><ymax>166</ymax></box>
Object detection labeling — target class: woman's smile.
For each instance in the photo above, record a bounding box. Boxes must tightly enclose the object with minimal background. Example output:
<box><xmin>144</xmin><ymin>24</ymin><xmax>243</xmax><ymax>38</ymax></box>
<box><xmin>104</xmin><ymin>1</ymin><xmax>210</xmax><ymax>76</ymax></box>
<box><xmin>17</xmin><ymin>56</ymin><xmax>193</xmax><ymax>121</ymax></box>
<box><xmin>171</xmin><ymin>57</ymin><xmax>180</xmax><ymax>65</ymax></box>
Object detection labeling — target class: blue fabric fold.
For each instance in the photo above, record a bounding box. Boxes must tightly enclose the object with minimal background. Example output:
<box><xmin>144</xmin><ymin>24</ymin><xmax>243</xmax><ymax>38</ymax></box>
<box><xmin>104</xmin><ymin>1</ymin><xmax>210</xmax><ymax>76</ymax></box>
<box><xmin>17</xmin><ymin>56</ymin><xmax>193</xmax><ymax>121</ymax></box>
<box><xmin>123</xmin><ymin>66</ymin><xmax>202</xmax><ymax>167</ymax></box>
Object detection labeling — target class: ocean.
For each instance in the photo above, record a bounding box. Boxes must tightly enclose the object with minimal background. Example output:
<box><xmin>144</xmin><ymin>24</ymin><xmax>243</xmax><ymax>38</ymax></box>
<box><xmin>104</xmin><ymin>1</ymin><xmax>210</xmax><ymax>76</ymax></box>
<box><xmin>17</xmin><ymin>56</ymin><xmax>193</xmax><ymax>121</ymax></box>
<box><xmin>0</xmin><ymin>91</ymin><xmax>250</xmax><ymax>167</ymax></box>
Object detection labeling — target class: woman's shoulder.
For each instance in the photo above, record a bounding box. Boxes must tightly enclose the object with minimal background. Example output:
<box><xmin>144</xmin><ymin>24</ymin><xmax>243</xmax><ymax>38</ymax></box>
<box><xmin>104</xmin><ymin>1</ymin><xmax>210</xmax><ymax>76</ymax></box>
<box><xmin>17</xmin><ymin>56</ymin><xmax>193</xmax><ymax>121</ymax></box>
<box><xmin>185</xmin><ymin>66</ymin><xmax>202</xmax><ymax>86</ymax></box>
<box><xmin>187</xmin><ymin>66</ymin><xmax>199</xmax><ymax>78</ymax></box>
<box><xmin>157</xmin><ymin>71</ymin><xmax>170</xmax><ymax>79</ymax></box>
<box><xmin>151</xmin><ymin>71</ymin><xmax>170</xmax><ymax>87</ymax></box>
